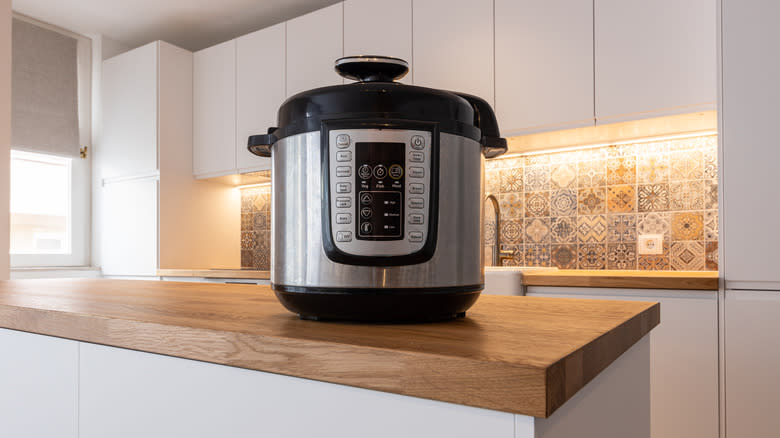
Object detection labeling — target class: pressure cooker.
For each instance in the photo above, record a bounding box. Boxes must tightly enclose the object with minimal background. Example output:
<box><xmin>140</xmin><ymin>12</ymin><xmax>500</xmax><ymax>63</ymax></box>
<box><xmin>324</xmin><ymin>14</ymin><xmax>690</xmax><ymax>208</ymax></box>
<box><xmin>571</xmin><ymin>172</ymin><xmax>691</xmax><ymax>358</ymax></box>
<box><xmin>248</xmin><ymin>55</ymin><xmax>507</xmax><ymax>321</ymax></box>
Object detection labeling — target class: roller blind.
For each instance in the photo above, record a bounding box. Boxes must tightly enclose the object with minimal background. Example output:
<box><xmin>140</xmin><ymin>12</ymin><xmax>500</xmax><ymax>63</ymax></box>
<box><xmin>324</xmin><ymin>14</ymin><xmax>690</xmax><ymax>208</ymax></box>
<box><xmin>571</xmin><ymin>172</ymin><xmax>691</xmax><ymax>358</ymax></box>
<box><xmin>12</xmin><ymin>18</ymin><xmax>79</xmax><ymax>157</ymax></box>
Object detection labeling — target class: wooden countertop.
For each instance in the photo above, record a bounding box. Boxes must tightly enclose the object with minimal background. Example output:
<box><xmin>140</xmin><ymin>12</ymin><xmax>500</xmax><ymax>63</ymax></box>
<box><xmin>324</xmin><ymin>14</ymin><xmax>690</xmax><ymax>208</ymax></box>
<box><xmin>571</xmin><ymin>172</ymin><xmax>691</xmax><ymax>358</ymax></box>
<box><xmin>0</xmin><ymin>279</ymin><xmax>659</xmax><ymax>418</ymax></box>
<box><xmin>156</xmin><ymin>269</ymin><xmax>270</xmax><ymax>280</ymax></box>
<box><xmin>521</xmin><ymin>270</ymin><xmax>719</xmax><ymax>291</ymax></box>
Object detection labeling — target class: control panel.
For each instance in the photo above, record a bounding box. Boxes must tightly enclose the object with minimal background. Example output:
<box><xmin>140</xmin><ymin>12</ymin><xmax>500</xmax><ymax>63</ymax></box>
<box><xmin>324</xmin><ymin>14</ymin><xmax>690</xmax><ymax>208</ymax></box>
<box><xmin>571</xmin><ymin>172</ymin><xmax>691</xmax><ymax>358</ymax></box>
<box><xmin>328</xmin><ymin>128</ymin><xmax>432</xmax><ymax>257</ymax></box>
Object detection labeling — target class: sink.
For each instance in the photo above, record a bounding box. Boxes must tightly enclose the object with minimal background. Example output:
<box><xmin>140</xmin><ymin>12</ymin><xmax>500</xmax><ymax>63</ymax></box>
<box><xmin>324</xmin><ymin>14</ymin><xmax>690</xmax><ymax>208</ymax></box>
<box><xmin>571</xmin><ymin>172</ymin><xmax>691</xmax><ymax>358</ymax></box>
<box><xmin>483</xmin><ymin>266</ymin><xmax>558</xmax><ymax>296</ymax></box>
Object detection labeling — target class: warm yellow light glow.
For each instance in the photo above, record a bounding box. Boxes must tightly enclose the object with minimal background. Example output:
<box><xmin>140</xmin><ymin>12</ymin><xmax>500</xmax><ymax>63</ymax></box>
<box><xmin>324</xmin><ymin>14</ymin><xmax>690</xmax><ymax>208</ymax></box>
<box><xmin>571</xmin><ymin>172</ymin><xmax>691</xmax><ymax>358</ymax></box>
<box><xmin>235</xmin><ymin>182</ymin><xmax>272</xmax><ymax>190</ymax></box>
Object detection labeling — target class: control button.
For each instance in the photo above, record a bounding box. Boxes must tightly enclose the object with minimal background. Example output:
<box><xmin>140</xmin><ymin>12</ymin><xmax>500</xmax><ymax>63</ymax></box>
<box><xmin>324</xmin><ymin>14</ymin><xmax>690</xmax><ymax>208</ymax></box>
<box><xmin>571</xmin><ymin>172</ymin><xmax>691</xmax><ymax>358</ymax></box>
<box><xmin>336</xmin><ymin>231</ymin><xmax>352</xmax><ymax>242</ymax></box>
<box><xmin>336</xmin><ymin>182</ymin><xmax>351</xmax><ymax>193</ymax></box>
<box><xmin>358</xmin><ymin>164</ymin><xmax>373</xmax><ymax>180</ymax></box>
<box><xmin>409</xmin><ymin>213</ymin><xmax>424</xmax><ymax>225</ymax></box>
<box><xmin>336</xmin><ymin>166</ymin><xmax>352</xmax><ymax>177</ymax></box>
<box><xmin>409</xmin><ymin>151</ymin><xmax>424</xmax><ymax>162</ymax></box>
<box><xmin>335</xmin><ymin>197</ymin><xmax>351</xmax><ymax>208</ymax></box>
<box><xmin>409</xmin><ymin>231</ymin><xmax>423</xmax><ymax>242</ymax></box>
<box><xmin>360</xmin><ymin>192</ymin><xmax>373</xmax><ymax>205</ymax></box>
<box><xmin>389</xmin><ymin>164</ymin><xmax>403</xmax><ymax>179</ymax></box>
<box><xmin>409</xmin><ymin>166</ymin><xmax>425</xmax><ymax>178</ymax></box>
<box><xmin>373</xmin><ymin>164</ymin><xmax>387</xmax><ymax>179</ymax></box>
<box><xmin>336</xmin><ymin>134</ymin><xmax>350</xmax><ymax>148</ymax></box>
<box><xmin>410</xmin><ymin>183</ymin><xmax>424</xmax><ymax>194</ymax></box>
<box><xmin>360</xmin><ymin>222</ymin><xmax>373</xmax><ymax>234</ymax></box>
<box><xmin>336</xmin><ymin>151</ymin><xmax>352</xmax><ymax>162</ymax></box>
<box><xmin>411</xmin><ymin>135</ymin><xmax>425</xmax><ymax>150</ymax></box>
<box><xmin>409</xmin><ymin>197</ymin><xmax>424</xmax><ymax>209</ymax></box>
<box><xmin>336</xmin><ymin>213</ymin><xmax>351</xmax><ymax>224</ymax></box>
<box><xmin>360</xmin><ymin>207</ymin><xmax>373</xmax><ymax>219</ymax></box>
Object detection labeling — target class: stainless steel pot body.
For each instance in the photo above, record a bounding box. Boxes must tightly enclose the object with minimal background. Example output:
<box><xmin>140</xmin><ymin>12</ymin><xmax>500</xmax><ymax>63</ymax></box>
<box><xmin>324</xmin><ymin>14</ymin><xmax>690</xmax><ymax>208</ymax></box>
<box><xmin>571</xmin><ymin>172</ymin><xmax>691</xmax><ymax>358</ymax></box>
<box><xmin>271</xmin><ymin>131</ymin><xmax>484</xmax><ymax>290</ymax></box>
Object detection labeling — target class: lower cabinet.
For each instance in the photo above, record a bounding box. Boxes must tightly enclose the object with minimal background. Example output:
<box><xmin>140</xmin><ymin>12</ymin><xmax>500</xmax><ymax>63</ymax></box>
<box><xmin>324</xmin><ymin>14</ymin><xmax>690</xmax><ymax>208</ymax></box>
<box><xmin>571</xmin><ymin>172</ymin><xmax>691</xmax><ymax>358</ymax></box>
<box><xmin>525</xmin><ymin>287</ymin><xmax>718</xmax><ymax>438</ymax></box>
<box><xmin>724</xmin><ymin>289</ymin><xmax>780</xmax><ymax>438</ymax></box>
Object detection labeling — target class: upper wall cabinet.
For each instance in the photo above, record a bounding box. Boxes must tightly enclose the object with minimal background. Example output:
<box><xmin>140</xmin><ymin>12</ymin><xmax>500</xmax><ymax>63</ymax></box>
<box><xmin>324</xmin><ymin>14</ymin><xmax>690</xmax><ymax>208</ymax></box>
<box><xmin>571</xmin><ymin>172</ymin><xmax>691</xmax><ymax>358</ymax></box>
<box><xmin>236</xmin><ymin>23</ymin><xmax>285</xmax><ymax>172</ymax></box>
<box><xmin>594</xmin><ymin>0</ymin><xmax>717</xmax><ymax>123</ymax></box>
<box><xmin>495</xmin><ymin>0</ymin><xmax>594</xmax><ymax>135</ymax></box>
<box><xmin>344</xmin><ymin>0</ymin><xmax>412</xmax><ymax>83</ymax></box>
<box><xmin>413</xmin><ymin>0</ymin><xmax>494</xmax><ymax>105</ymax></box>
<box><xmin>286</xmin><ymin>3</ymin><xmax>344</xmax><ymax>97</ymax></box>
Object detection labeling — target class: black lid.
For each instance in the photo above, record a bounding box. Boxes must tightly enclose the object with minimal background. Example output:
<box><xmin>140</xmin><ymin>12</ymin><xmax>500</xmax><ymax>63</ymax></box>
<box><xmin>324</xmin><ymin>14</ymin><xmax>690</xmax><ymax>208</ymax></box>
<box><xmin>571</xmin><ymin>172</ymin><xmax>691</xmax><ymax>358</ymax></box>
<box><xmin>248</xmin><ymin>56</ymin><xmax>507</xmax><ymax>158</ymax></box>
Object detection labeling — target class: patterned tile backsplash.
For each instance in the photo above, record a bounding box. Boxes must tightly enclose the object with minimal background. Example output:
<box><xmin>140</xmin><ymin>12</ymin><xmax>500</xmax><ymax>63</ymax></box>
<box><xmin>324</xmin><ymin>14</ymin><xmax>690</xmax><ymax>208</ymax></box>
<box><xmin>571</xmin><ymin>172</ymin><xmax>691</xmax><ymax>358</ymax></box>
<box><xmin>240</xmin><ymin>134</ymin><xmax>718</xmax><ymax>271</ymax></box>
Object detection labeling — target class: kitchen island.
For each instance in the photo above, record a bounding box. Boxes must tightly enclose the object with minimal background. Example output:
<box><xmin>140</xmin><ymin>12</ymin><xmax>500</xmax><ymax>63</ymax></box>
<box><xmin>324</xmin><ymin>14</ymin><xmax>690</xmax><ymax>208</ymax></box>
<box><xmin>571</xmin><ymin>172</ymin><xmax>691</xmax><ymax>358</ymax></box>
<box><xmin>0</xmin><ymin>279</ymin><xmax>658</xmax><ymax>438</ymax></box>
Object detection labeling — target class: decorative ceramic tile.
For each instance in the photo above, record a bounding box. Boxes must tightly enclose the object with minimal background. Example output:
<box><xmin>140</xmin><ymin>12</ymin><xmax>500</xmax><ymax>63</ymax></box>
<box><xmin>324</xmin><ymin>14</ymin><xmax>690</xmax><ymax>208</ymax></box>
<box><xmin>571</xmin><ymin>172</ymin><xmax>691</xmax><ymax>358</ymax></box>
<box><xmin>637</xmin><ymin>183</ymin><xmax>669</xmax><ymax>212</ymax></box>
<box><xmin>608</xmin><ymin>242</ymin><xmax>637</xmax><ymax>270</ymax></box>
<box><xmin>252</xmin><ymin>191</ymin><xmax>270</xmax><ymax>211</ymax></box>
<box><xmin>551</xmin><ymin>244</ymin><xmax>578</xmax><ymax>269</ymax></box>
<box><xmin>705</xmin><ymin>241</ymin><xmax>718</xmax><ymax>271</ymax></box>
<box><xmin>499</xmin><ymin>167</ymin><xmax>523</xmax><ymax>193</ymax></box>
<box><xmin>550</xmin><ymin>216</ymin><xmax>577</xmax><ymax>244</ymax></box>
<box><xmin>606</xmin><ymin>157</ymin><xmax>636</xmax><ymax>185</ymax></box>
<box><xmin>499</xmin><ymin>193</ymin><xmax>523</xmax><ymax>218</ymax></box>
<box><xmin>637</xmin><ymin>212</ymin><xmax>671</xmax><ymax>240</ymax></box>
<box><xmin>637</xmin><ymin>154</ymin><xmax>669</xmax><ymax>184</ymax></box>
<box><xmin>671</xmin><ymin>241</ymin><xmax>705</xmax><ymax>271</ymax></box>
<box><xmin>669</xmin><ymin>181</ymin><xmax>705</xmax><ymax>211</ymax></box>
<box><xmin>577</xmin><ymin>160</ymin><xmax>606</xmax><ymax>187</ymax></box>
<box><xmin>524</xmin><ymin>165</ymin><xmax>551</xmax><ymax>192</ymax></box>
<box><xmin>669</xmin><ymin>150</ymin><xmax>703</xmax><ymax>181</ymax></box>
<box><xmin>550</xmin><ymin>163</ymin><xmax>577</xmax><ymax>189</ymax></box>
<box><xmin>607</xmin><ymin>214</ymin><xmax>637</xmax><ymax>242</ymax></box>
<box><xmin>550</xmin><ymin>189</ymin><xmax>577</xmax><ymax>216</ymax></box>
<box><xmin>253</xmin><ymin>212</ymin><xmax>269</xmax><ymax>231</ymax></box>
<box><xmin>253</xmin><ymin>246</ymin><xmax>270</xmax><ymax>271</ymax></box>
<box><xmin>672</xmin><ymin>212</ymin><xmax>704</xmax><ymax>241</ymax></box>
<box><xmin>703</xmin><ymin>148</ymin><xmax>718</xmax><ymax>179</ymax></box>
<box><xmin>484</xmin><ymin>216</ymin><xmax>496</xmax><ymax>244</ymax></box>
<box><xmin>606</xmin><ymin>185</ymin><xmax>636</xmax><ymax>213</ymax></box>
<box><xmin>638</xmin><ymin>253</ymin><xmax>670</xmax><ymax>271</ymax></box>
<box><xmin>548</xmin><ymin>150</ymin><xmax>574</xmax><ymax>164</ymax></box>
<box><xmin>577</xmin><ymin>187</ymin><xmax>606</xmax><ymax>215</ymax></box>
<box><xmin>576</xmin><ymin>148</ymin><xmax>608</xmax><ymax>162</ymax></box>
<box><xmin>637</xmin><ymin>139</ymin><xmax>670</xmax><ymax>155</ymax></box>
<box><xmin>705</xmin><ymin>179</ymin><xmax>718</xmax><ymax>210</ymax></box>
<box><xmin>241</xmin><ymin>231</ymin><xmax>257</xmax><ymax>250</ymax></box>
<box><xmin>606</xmin><ymin>144</ymin><xmax>636</xmax><ymax>158</ymax></box>
<box><xmin>500</xmin><ymin>245</ymin><xmax>524</xmax><ymax>267</ymax></box>
<box><xmin>524</xmin><ymin>218</ymin><xmax>551</xmax><ymax>243</ymax></box>
<box><xmin>501</xmin><ymin>157</ymin><xmax>524</xmax><ymax>169</ymax></box>
<box><xmin>577</xmin><ymin>215</ymin><xmax>608</xmax><ymax>243</ymax></box>
<box><xmin>524</xmin><ymin>154</ymin><xmax>550</xmax><ymax>166</ymax></box>
<box><xmin>240</xmin><ymin>250</ymin><xmax>253</xmax><ymax>268</ymax></box>
<box><xmin>704</xmin><ymin>210</ymin><xmax>718</xmax><ymax>241</ymax></box>
<box><xmin>525</xmin><ymin>191</ymin><xmax>550</xmax><ymax>217</ymax></box>
<box><xmin>485</xmin><ymin>170</ymin><xmax>500</xmax><ymax>194</ymax></box>
<box><xmin>525</xmin><ymin>244</ymin><xmax>551</xmax><ymax>267</ymax></box>
<box><xmin>577</xmin><ymin>243</ymin><xmax>607</xmax><ymax>270</ymax></box>
<box><xmin>500</xmin><ymin>219</ymin><xmax>524</xmax><ymax>244</ymax></box>
<box><xmin>240</xmin><ymin>194</ymin><xmax>255</xmax><ymax>213</ymax></box>
<box><xmin>241</xmin><ymin>213</ymin><xmax>253</xmax><ymax>231</ymax></box>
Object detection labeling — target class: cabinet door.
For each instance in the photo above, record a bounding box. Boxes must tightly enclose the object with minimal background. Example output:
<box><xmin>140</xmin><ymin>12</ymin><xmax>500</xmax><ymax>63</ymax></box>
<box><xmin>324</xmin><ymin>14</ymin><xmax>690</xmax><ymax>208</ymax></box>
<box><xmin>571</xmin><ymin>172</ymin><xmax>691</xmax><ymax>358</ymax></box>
<box><xmin>344</xmin><ymin>0</ymin><xmax>412</xmax><ymax>83</ymax></box>
<box><xmin>101</xmin><ymin>42</ymin><xmax>158</xmax><ymax>179</ymax></box>
<box><xmin>236</xmin><ymin>23</ymin><xmax>285</xmax><ymax>172</ymax></box>
<box><xmin>0</xmin><ymin>329</ymin><xmax>78</xmax><ymax>438</ymax></box>
<box><xmin>99</xmin><ymin>178</ymin><xmax>158</xmax><ymax>276</ymax></box>
<box><xmin>412</xmin><ymin>0</ymin><xmax>493</xmax><ymax>105</ymax></box>
<box><xmin>725</xmin><ymin>290</ymin><xmax>780</xmax><ymax>438</ymax></box>
<box><xmin>286</xmin><ymin>3</ymin><xmax>344</xmax><ymax>97</ymax></box>
<box><xmin>495</xmin><ymin>0</ymin><xmax>594</xmax><ymax>135</ymax></box>
<box><xmin>526</xmin><ymin>287</ymin><xmax>718</xmax><ymax>438</ymax></box>
<box><xmin>594</xmin><ymin>0</ymin><xmax>716</xmax><ymax>122</ymax></box>
<box><xmin>193</xmin><ymin>40</ymin><xmax>236</xmax><ymax>178</ymax></box>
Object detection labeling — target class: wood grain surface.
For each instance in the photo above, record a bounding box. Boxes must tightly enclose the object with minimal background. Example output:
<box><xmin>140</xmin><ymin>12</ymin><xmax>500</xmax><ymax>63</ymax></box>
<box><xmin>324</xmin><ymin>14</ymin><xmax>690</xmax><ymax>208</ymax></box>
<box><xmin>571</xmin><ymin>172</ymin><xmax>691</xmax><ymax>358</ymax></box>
<box><xmin>156</xmin><ymin>269</ymin><xmax>270</xmax><ymax>279</ymax></box>
<box><xmin>0</xmin><ymin>279</ymin><xmax>659</xmax><ymax>418</ymax></box>
<box><xmin>521</xmin><ymin>270</ymin><xmax>718</xmax><ymax>290</ymax></box>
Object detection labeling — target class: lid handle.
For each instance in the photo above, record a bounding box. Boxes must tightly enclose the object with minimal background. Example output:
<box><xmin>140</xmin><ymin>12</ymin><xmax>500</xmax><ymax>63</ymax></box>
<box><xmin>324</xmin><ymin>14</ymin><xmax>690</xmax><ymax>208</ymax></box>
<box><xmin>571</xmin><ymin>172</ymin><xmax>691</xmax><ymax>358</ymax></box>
<box><xmin>335</xmin><ymin>56</ymin><xmax>409</xmax><ymax>82</ymax></box>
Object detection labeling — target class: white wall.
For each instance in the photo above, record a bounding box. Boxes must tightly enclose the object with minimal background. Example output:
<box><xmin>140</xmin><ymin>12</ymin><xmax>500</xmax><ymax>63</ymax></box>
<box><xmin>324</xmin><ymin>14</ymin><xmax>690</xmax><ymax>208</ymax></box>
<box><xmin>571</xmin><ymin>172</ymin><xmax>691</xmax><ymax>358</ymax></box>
<box><xmin>0</xmin><ymin>0</ymin><xmax>10</xmax><ymax>280</ymax></box>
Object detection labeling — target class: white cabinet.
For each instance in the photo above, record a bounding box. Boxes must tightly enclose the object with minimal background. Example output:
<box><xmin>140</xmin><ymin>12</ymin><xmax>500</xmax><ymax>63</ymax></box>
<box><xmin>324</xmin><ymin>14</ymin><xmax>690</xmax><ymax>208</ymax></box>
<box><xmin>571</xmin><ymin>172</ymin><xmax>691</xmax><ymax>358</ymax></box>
<box><xmin>495</xmin><ymin>0</ymin><xmax>594</xmax><ymax>135</ymax></box>
<box><xmin>236</xmin><ymin>23</ymin><xmax>285</xmax><ymax>172</ymax></box>
<box><xmin>344</xmin><ymin>0</ymin><xmax>412</xmax><ymax>83</ymax></box>
<box><xmin>412</xmin><ymin>0</ymin><xmax>494</xmax><ymax>105</ymax></box>
<box><xmin>720</xmin><ymin>0</ymin><xmax>780</xmax><ymax>289</ymax></box>
<box><xmin>594</xmin><ymin>0</ymin><xmax>717</xmax><ymax>122</ymax></box>
<box><xmin>724</xmin><ymin>290</ymin><xmax>780</xmax><ymax>438</ymax></box>
<box><xmin>526</xmin><ymin>287</ymin><xmax>718</xmax><ymax>438</ymax></box>
<box><xmin>101</xmin><ymin>42</ymin><xmax>158</xmax><ymax>179</ymax></box>
<box><xmin>0</xmin><ymin>329</ymin><xmax>78</xmax><ymax>438</ymax></box>
<box><xmin>286</xmin><ymin>3</ymin><xmax>344</xmax><ymax>97</ymax></box>
<box><xmin>193</xmin><ymin>40</ymin><xmax>237</xmax><ymax>178</ymax></box>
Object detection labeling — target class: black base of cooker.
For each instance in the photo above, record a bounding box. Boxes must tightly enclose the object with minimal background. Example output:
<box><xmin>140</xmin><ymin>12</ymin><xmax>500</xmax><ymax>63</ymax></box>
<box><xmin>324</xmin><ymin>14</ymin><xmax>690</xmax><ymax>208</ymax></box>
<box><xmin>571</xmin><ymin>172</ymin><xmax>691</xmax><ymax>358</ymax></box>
<box><xmin>272</xmin><ymin>284</ymin><xmax>483</xmax><ymax>323</ymax></box>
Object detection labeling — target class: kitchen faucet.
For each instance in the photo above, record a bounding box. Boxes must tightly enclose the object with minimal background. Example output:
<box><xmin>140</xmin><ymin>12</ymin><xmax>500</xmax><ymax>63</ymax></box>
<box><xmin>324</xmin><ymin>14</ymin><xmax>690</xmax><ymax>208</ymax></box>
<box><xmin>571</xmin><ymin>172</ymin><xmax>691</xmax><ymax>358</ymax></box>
<box><xmin>484</xmin><ymin>194</ymin><xmax>516</xmax><ymax>266</ymax></box>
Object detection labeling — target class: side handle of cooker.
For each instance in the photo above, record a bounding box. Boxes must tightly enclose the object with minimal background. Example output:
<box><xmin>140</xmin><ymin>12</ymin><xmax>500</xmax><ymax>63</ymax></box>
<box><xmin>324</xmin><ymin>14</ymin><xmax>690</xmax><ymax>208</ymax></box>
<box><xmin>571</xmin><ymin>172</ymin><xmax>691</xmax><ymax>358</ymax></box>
<box><xmin>247</xmin><ymin>128</ymin><xmax>278</xmax><ymax>157</ymax></box>
<box><xmin>453</xmin><ymin>92</ymin><xmax>508</xmax><ymax>159</ymax></box>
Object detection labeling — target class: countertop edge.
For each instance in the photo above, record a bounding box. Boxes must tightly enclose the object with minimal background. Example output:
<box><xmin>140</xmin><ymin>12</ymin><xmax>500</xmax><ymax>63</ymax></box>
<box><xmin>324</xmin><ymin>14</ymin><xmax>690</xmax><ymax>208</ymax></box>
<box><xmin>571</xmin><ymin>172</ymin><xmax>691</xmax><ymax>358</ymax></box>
<box><xmin>156</xmin><ymin>269</ymin><xmax>271</xmax><ymax>280</ymax></box>
<box><xmin>522</xmin><ymin>270</ymin><xmax>719</xmax><ymax>291</ymax></box>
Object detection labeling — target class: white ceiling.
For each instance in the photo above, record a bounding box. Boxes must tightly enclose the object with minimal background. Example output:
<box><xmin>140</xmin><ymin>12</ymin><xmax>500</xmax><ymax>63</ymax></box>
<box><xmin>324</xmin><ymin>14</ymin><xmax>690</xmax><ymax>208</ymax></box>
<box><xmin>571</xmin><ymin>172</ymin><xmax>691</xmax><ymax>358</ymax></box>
<box><xmin>12</xmin><ymin>0</ymin><xmax>341</xmax><ymax>51</ymax></box>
